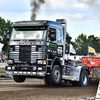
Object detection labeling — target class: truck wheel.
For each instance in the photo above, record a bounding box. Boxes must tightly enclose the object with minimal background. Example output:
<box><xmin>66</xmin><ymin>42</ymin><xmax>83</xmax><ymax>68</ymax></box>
<box><xmin>79</xmin><ymin>70</ymin><xmax>88</xmax><ymax>87</ymax></box>
<box><xmin>13</xmin><ymin>75</ymin><xmax>26</xmax><ymax>83</ymax></box>
<box><xmin>50</xmin><ymin>65</ymin><xmax>62</xmax><ymax>85</ymax></box>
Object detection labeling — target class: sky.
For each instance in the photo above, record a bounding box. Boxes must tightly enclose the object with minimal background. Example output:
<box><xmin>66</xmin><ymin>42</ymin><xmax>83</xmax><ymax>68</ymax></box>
<box><xmin>0</xmin><ymin>0</ymin><xmax>100</xmax><ymax>41</ymax></box>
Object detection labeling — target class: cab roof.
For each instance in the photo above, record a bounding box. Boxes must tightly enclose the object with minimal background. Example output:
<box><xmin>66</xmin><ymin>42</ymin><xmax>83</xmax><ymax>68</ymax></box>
<box><xmin>12</xmin><ymin>20</ymin><xmax>63</xmax><ymax>29</ymax></box>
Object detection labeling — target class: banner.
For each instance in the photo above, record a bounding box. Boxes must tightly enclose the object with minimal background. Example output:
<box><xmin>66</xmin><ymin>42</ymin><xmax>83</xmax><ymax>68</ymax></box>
<box><xmin>96</xmin><ymin>81</ymin><xmax>100</xmax><ymax>100</ymax></box>
<box><xmin>88</xmin><ymin>46</ymin><xmax>96</xmax><ymax>54</ymax></box>
<box><xmin>70</xmin><ymin>44</ymin><xmax>76</xmax><ymax>54</ymax></box>
<box><xmin>0</xmin><ymin>43</ymin><xmax>4</xmax><ymax>51</ymax></box>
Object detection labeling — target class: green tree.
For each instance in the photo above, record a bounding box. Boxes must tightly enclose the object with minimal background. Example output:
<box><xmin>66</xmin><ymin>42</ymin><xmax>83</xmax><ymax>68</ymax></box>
<box><xmin>0</xmin><ymin>17</ymin><xmax>12</xmax><ymax>54</ymax></box>
<box><xmin>88</xmin><ymin>35</ymin><xmax>100</xmax><ymax>53</ymax></box>
<box><xmin>73</xmin><ymin>34</ymin><xmax>100</xmax><ymax>55</ymax></box>
<box><xmin>66</xmin><ymin>32</ymin><xmax>77</xmax><ymax>55</ymax></box>
<box><xmin>75</xmin><ymin>33</ymin><xmax>88</xmax><ymax>55</ymax></box>
<box><xmin>66</xmin><ymin>32</ymin><xmax>73</xmax><ymax>54</ymax></box>
<box><xmin>66</xmin><ymin>32</ymin><xmax>72</xmax><ymax>44</ymax></box>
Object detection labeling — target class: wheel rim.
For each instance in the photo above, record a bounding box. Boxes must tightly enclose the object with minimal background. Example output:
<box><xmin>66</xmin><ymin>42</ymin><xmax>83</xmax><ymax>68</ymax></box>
<box><xmin>82</xmin><ymin>74</ymin><xmax>87</xmax><ymax>85</ymax></box>
<box><xmin>54</xmin><ymin>69</ymin><xmax>60</xmax><ymax>82</ymax></box>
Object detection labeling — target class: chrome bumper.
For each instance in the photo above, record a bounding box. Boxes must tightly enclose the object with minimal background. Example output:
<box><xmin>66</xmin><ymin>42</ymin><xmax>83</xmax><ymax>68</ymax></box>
<box><xmin>5</xmin><ymin>71</ymin><xmax>46</xmax><ymax>77</ymax></box>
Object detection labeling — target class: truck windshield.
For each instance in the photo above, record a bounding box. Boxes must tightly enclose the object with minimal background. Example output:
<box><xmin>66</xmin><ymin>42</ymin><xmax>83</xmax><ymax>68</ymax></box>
<box><xmin>11</xmin><ymin>27</ymin><xmax>47</xmax><ymax>40</ymax></box>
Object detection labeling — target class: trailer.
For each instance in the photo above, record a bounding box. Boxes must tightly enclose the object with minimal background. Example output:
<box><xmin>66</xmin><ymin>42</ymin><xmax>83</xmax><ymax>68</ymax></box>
<box><xmin>5</xmin><ymin>19</ymin><xmax>89</xmax><ymax>87</ymax></box>
<box><xmin>82</xmin><ymin>56</ymin><xmax>100</xmax><ymax>80</ymax></box>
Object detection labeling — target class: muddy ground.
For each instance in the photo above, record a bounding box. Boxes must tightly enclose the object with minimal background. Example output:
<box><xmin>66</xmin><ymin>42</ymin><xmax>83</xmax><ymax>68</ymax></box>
<box><xmin>0</xmin><ymin>68</ymin><xmax>98</xmax><ymax>100</ymax></box>
<box><xmin>0</xmin><ymin>79</ymin><xmax>98</xmax><ymax>100</ymax></box>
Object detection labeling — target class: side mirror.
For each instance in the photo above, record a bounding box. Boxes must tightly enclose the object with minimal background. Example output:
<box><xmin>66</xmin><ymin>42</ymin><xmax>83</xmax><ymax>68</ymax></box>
<box><xmin>49</xmin><ymin>33</ymin><xmax>56</xmax><ymax>41</ymax></box>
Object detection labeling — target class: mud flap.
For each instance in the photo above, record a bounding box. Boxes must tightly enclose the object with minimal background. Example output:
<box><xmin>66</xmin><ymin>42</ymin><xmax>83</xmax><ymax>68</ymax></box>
<box><xmin>93</xmin><ymin>67</ymin><xmax>100</xmax><ymax>80</ymax></box>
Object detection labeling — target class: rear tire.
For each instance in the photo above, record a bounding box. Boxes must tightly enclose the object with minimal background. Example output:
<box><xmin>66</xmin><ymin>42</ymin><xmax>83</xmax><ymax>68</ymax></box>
<box><xmin>13</xmin><ymin>75</ymin><xmax>26</xmax><ymax>83</ymax></box>
<box><xmin>78</xmin><ymin>70</ymin><xmax>89</xmax><ymax>87</ymax></box>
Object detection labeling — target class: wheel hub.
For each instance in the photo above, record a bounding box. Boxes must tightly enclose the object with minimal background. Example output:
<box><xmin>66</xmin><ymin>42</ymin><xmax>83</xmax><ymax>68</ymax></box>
<box><xmin>54</xmin><ymin>70</ymin><xmax>60</xmax><ymax>81</ymax></box>
<box><xmin>82</xmin><ymin>74</ymin><xmax>87</xmax><ymax>85</ymax></box>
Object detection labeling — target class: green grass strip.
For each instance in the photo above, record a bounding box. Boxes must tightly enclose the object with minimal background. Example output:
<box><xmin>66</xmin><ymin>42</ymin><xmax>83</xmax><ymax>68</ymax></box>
<box><xmin>0</xmin><ymin>73</ymin><xmax>5</xmax><ymax>75</ymax></box>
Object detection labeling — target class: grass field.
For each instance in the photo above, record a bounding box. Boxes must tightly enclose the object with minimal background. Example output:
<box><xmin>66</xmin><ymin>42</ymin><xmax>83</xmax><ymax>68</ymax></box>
<box><xmin>0</xmin><ymin>73</ymin><xmax>5</xmax><ymax>75</ymax></box>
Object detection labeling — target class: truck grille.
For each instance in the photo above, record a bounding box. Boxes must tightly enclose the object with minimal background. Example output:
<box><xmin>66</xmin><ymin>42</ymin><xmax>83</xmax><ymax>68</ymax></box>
<box><xmin>19</xmin><ymin>46</ymin><xmax>31</xmax><ymax>63</ymax></box>
<box><xmin>9</xmin><ymin>45</ymin><xmax>44</xmax><ymax>63</ymax></box>
<box><xmin>31</xmin><ymin>46</ymin><xmax>43</xmax><ymax>63</ymax></box>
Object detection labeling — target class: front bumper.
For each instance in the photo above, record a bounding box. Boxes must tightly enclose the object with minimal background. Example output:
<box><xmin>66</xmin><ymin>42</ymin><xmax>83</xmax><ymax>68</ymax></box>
<box><xmin>5</xmin><ymin>70</ymin><xmax>46</xmax><ymax>77</ymax></box>
<box><xmin>5</xmin><ymin>65</ymin><xmax>46</xmax><ymax>77</ymax></box>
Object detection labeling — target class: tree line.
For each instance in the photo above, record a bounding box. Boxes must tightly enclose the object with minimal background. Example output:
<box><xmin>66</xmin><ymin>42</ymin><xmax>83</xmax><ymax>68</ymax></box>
<box><xmin>0</xmin><ymin>16</ymin><xmax>100</xmax><ymax>55</ymax></box>
<box><xmin>0</xmin><ymin>17</ymin><xmax>12</xmax><ymax>55</ymax></box>
<box><xmin>67</xmin><ymin>33</ymin><xmax>100</xmax><ymax>55</ymax></box>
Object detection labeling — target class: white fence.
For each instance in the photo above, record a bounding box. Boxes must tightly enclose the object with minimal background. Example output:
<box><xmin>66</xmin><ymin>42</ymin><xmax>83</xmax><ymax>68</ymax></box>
<box><xmin>0</xmin><ymin>63</ymin><xmax>8</xmax><ymax>68</ymax></box>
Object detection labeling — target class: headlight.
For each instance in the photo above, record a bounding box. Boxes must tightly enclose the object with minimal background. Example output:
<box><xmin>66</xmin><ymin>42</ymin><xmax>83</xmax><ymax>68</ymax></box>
<box><xmin>37</xmin><ymin>60</ymin><xmax>46</xmax><ymax>65</ymax></box>
<box><xmin>8</xmin><ymin>60</ymin><xmax>13</xmax><ymax>64</ymax></box>
<box><xmin>7</xmin><ymin>67</ymin><xmax>11</xmax><ymax>70</ymax></box>
<box><xmin>38</xmin><ymin>60</ymin><xmax>43</xmax><ymax>64</ymax></box>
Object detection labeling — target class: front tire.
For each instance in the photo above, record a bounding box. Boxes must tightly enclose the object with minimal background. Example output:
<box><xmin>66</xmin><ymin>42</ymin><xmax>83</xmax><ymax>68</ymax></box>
<box><xmin>50</xmin><ymin>65</ymin><xmax>62</xmax><ymax>85</ymax></box>
<box><xmin>13</xmin><ymin>75</ymin><xmax>26</xmax><ymax>83</ymax></box>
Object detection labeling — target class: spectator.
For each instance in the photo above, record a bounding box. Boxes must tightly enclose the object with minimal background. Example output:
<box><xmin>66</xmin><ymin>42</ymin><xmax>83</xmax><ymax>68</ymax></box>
<box><xmin>3</xmin><ymin>55</ymin><xmax>6</xmax><ymax>63</ymax></box>
<box><xmin>1</xmin><ymin>55</ymin><xmax>3</xmax><ymax>62</ymax></box>
<box><xmin>0</xmin><ymin>55</ymin><xmax>7</xmax><ymax>63</ymax></box>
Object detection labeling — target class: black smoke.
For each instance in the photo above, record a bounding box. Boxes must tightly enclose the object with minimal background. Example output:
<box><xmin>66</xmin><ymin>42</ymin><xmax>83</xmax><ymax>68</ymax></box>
<box><xmin>30</xmin><ymin>0</ymin><xmax>45</xmax><ymax>20</ymax></box>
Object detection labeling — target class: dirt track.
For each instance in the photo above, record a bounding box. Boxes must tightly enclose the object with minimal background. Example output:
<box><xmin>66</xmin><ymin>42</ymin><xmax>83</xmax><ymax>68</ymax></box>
<box><xmin>0</xmin><ymin>68</ymin><xmax>5</xmax><ymax>73</ymax></box>
<box><xmin>0</xmin><ymin>78</ymin><xmax>98</xmax><ymax>100</ymax></box>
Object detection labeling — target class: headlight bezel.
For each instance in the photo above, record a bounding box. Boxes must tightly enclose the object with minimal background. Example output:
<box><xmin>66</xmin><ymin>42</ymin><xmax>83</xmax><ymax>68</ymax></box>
<box><xmin>38</xmin><ymin>60</ymin><xmax>43</xmax><ymax>65</ymax></box>
<box><xmin>7</xmin><ymin>59</ymin><xmax>14</xmax><ymax>64</ymax></box>
<box><xmin>37</xmin><ymin>60</ymin><xmax>46</xmax><ymax>65</ymax></box>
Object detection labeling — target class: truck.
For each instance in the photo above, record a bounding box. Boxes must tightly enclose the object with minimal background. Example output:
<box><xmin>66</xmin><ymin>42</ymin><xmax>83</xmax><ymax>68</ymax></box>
<box><xmin>5</xmin><ymin>19</ymin><xmax>89</xmax><ymax>87</ymax></box>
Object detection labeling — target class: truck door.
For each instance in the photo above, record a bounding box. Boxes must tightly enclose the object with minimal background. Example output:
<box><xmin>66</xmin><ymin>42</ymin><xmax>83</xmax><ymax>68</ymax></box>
<box><xmin>56</xmin><ymin>28</ymin><xmax>63</xmax><ymax>57</ymax></box>
<box><xmin>47</xmin><ymin>27</ymin><xmax>57</xmax><ymax>58</ymax></box>
<box><xmin>47</xmin><ymin>27</ymin><xmax>63</xmax><ymax>57</ymax></box>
